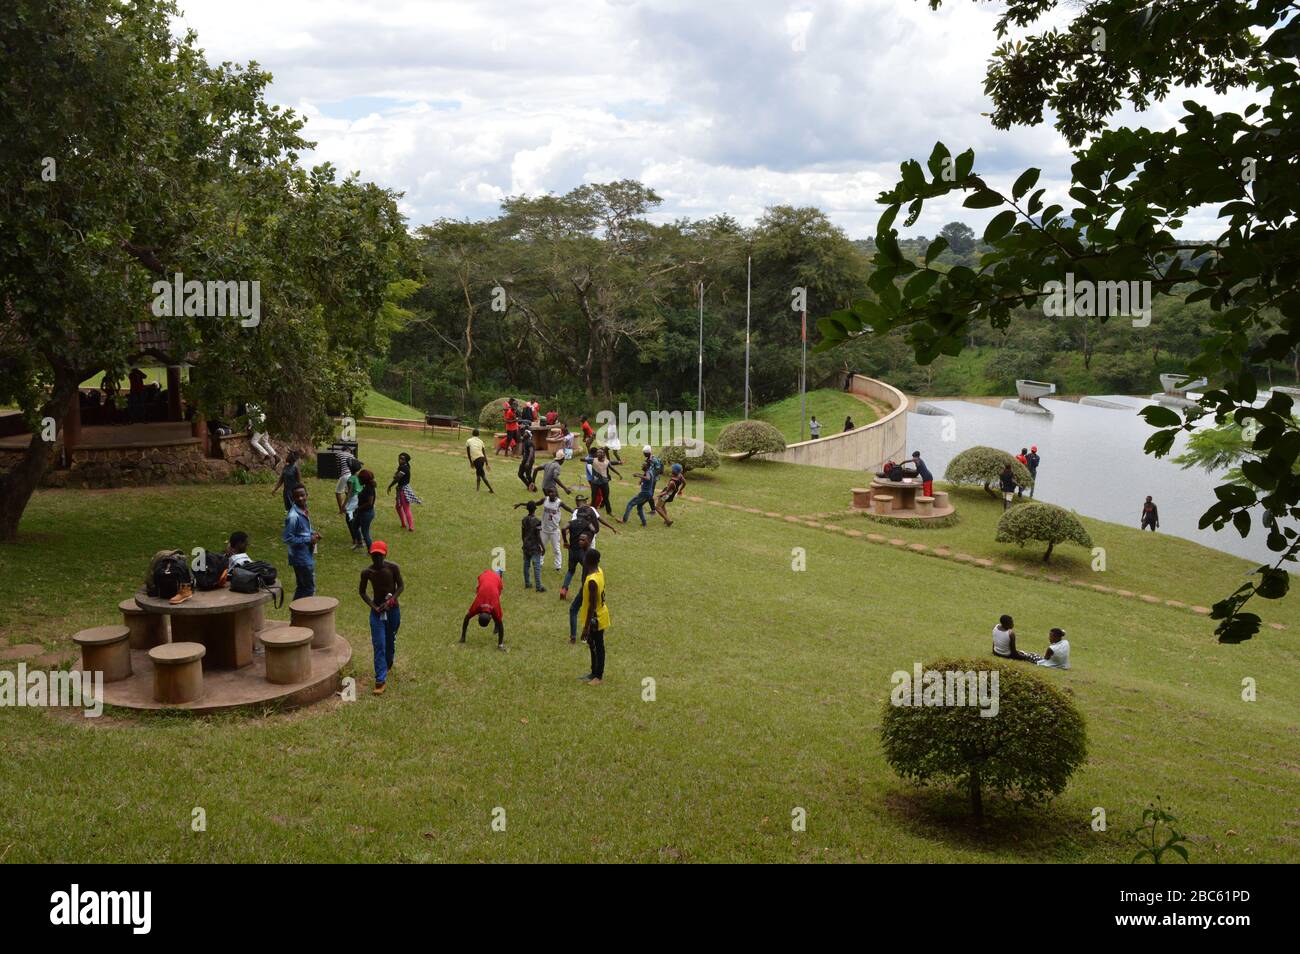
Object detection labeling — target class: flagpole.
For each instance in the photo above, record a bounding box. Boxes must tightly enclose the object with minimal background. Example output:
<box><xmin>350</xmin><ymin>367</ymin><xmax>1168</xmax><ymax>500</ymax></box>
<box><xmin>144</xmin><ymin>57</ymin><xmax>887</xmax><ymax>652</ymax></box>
<box><xmin>744</xmin><ymin>255</ymin><xmax>751</xmax><ymax>419</ymax></box>
<box><xmin>697</xmin><ymin>279</ymin><xmax>704</xmax><ymax>413</ymax></box>
<box><xmin>800</xmin><ymin>306</ymin><xmax>807</xmax><ymax>441</ymax></box>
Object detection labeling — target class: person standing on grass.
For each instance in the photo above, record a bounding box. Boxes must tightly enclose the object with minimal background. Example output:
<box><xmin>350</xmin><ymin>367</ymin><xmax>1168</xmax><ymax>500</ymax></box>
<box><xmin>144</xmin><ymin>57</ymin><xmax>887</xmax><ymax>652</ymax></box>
<box><xmin>1016</xmin><ymin>447</ymin><xmax>1029</xmax><ymax>498</ymax></box>
<box><xmin>465</xmin><ymin>429</ymin><xmax>495</xmax><ymax>494</ymax></box>
<box><xmin>844</xmin><ymin>416</ymin><xmax>855</xmax><ymax>432</ymax></box>
<box><xmin>910</xmin><ymin>451</ymin><xmax>934</xmax><ymax>498</ymax></box>
<box><xmin>586</xmin><ymin>447</ymin><xmax>620</xmax><ymax>514</ymax></box>
<box><xmin>388</xmin><ymin>452</ymin><xmax>422</xmax><ymax>528</ymax></box>
<box><xmin>355</xmin><ymin>469</ymin><xmax>378</xmax><ymax>550</ymax></box>
<box><xmin>580</xmin><ymin>415</ymin><xmax>596</xmax><ymax>454</ymax></box>
<box><xmin>514</xmin><ymin>488</ymin><xmax>573</xmax><ymax>572</ymax></box>
<box><xmin>1026</xmin><ymin>445</ymin><xmax>1040</xmax><ymax>498</ymax></box>
<box><xmin>360</xmin><ymin>540</ymin><xmax>404</xmax><ymax>695</ymax></box>
<box><xmin>532</xmin><ymin>448</ymin><xmax>572</xmax><ymax>497</ymax></box>
<box><xmin>999</xmin><ymin>462</ymin><xmax>1017</xmax><ymax>511</ymax></box>
<box><xmin>810</xmin><ymin>415</ymin><xmax>821</xmax><ymax>439</ymax></box>
<box><xmin>504</xmin><ymin>398</ymin><xmax>520</xmax><ymax>456</ymax></box>
<box><xmin>561</xmin><ymin>495</ymin><xmax>618</xmax><ymax>598</ymax></box>
<box><xmin>578</xmin><ymin>549</ymin><xmax>610</xmax><ymax>685</ymax></box>
<box><xmin>653</xmin><ymin>462</ymin><xmax>686</xmax><ymax>526</ymax></box>
<box><xmin>272</xmin><ymin>450</ymin><xmax>302</xmax><ymax>512</ymax></box>
<box><xmin>520</xmin><ymin>501</ymin><xmax>546</xmax><ymax>593</ymax></box>
<box><xmin>1141</xmin><ymin>496</ymin><xmax>1159</xmax><ymax>531</ymax></box>
<box><xmin>460</xmin><ymin>567</ymin><xmax>506</xmax><ymax>651</ymax></box>
<box><xmin>621</xmin><ymin>446</ymin><xmax>659</xmax><ymax>526</ymax></box>
<box><xmin>283</xmin><ymin>484</ymin><xmax>320</xmax><ymax>601</ymax></box>
<box><xmin>566</xmin><ymin>532</ymin><xmax>595</xmax><ymax>644</ymax></box>
<box><xmin>517</xmin><ymin>426</ymin><xmax>537</xmax><ymax>491</ymax></box>
<box><xmin>342</xmin><ymin>467</ymin><xmax>364</xmax><ymax>550</ymax></box>
<box><xmin>603</xmin><ymin>417</ymin><xmax>623</xmax><ymax>464</ymax></box>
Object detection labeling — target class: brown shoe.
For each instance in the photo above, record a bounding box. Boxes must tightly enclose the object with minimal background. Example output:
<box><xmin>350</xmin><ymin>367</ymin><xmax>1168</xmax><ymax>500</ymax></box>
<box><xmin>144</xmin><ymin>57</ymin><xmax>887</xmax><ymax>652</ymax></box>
<box><xmin>169</xmin><ymin>584</ymin><xmax>193</xmax><ymax>605</ymax></box>
<box><xmin>586</xmin><ymin>677</ymin><xmax>603</xmax><ymax>686</ymax></box>
<box><xmin>373</xmin><ymin>682</ymin><xmax>386</xmax><ymax>695</ymax></box>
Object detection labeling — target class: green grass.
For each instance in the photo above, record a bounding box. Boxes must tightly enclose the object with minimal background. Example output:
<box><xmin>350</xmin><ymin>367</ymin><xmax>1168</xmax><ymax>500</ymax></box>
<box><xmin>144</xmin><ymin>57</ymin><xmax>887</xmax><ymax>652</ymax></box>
<box><xmin>0</xmin><ymin>424</ymin><xmax>1296</xmax><ymax>862</ymax></box>
<box><xmin>361</xmin><ymin>388</ymin><xmax>424</xmax><ymax>421</ymax></box>
<box><xmin>704</xmin><ymin>388</ymin><xmax>878</xmax><ymax>445</ymax></box>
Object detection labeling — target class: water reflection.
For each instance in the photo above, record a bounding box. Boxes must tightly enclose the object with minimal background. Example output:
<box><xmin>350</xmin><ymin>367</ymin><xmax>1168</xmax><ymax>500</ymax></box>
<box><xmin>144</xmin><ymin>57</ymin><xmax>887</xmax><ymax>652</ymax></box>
<box><xmin>906</xmin><ymin>397</ymin><xmax>1292</xmax><ymax>569</ymax></box>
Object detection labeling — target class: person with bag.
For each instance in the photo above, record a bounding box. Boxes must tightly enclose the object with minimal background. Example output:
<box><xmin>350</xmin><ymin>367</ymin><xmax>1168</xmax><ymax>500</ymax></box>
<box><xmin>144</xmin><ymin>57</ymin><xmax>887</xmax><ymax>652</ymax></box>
<box><xmin>360</xmin><ymin>540</ymin><xmax>404</xmax><ymax>695</ymax></box>
<box><xmin>282</xmin><ymin>484</ymin><xmax>320</xmax><ymax>600</ymax></box>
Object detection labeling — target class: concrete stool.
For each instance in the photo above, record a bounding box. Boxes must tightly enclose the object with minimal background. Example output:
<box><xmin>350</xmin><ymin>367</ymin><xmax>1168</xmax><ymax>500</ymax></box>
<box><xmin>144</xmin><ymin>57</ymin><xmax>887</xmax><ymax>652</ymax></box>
<box><xmin>851</xmin><ymin>487</ymin><xmax>872</xmax><ymax>510</ymax></box>
<box><xmin>119</xmin><ymin>598</ymin><xmax>165</xmax><ymax>650</ymax></box>
<box><xmin>72</xmin><ymin>625</ymin><xmax>133</xmax><ymax>682</ymax></box>
<box><xmin>260</xmin><ymin>626</ymin><xmax>314</xmax><ymax>685</ymax></box>
<box><xmin>149</xmin><ymin>642</ymin><xmax>205</xmax><ymax>703</ymax></box>
<box><xmin>290</xmin><ymin>596</ymin><xmax>339</xmax><ymax>649</ymax></box>
<box><xmin>932</xmin><ymin>490</ymin><xmax>950</xmax><ymax>510</ymax></box>
<box><xmin>872</xmin><ymin>494</ymin><xmax>893</xmax><ymax>516</ymax></box>
<box><xmin>916</xmin><ymin>496</ymin><xmax>935</xmax><ymax>515</ymax></box>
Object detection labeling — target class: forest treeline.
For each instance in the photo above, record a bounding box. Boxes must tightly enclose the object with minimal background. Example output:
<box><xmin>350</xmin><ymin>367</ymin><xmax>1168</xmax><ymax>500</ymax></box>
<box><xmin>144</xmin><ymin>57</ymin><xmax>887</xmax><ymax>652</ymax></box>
<box><xmin>375</xmin><ymin>180</ymin><xmax>1297</xmax><ymax>417</ymax></box>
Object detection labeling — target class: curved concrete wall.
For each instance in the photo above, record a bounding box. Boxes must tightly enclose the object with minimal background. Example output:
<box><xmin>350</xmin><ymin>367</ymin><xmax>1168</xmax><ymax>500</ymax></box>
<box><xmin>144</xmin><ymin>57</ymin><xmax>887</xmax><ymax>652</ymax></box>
<box><xmin>758</xmin><ymin>374</ymin><xmax>908</xmax><ymax>472</ymax></box>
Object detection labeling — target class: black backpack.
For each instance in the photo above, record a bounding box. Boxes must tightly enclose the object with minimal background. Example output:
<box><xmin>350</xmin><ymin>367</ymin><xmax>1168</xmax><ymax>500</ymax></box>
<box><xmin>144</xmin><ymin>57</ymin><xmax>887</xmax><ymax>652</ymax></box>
<box><xmin>230</xmin><ymin>560</ymin><xmax>283</xmax><ymax>608</ymax></box>
<box><xmin>148</xmin><ymin>551</ymin><xmax>194</xmax><ymax>599</ymax></box>
<box><xmin>193</xmin><ymin>550</ymin><xmax>229</xmax><ymax>591</ymax></box>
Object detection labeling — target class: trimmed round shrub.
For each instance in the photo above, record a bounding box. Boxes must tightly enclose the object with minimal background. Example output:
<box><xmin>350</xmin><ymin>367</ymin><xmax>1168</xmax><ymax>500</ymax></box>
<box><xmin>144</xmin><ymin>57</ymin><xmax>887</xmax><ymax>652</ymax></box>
<box><xmin>995</xmin><ymin>502</ymin><xmax>1093</xmax><ymax>563</ymax></box>
<box><xmin>659</xmin><ymin>440</ymin><xmax>720</xmax><ymax>473</ymax></box>
<box><xmin>716</xmin><ymin>419</ymin><xmax>786</xmax><ymax>459</ymax></box>
<box><xmin>944</xmin><ymin>445</ymin><xmax>1033</xmax><ymax>494</ymax></box>
<box><xmin>881</xmin><ymin>656</ymin><xmax>1087</xmax><ymax>819</ymax></box>
<box><xmin>479</xmin><ymin>397</ymin><xmax>512</xmax><ymax>431</ymax></box>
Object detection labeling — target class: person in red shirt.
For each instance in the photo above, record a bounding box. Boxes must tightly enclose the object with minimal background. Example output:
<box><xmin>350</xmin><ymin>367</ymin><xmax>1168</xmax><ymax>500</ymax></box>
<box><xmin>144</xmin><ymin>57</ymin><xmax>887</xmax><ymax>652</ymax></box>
<box><xmin>460</xmin><ymin>568</ymin><xmax>506</xmax><ymax>650</ymax></box>
<box><xmin>579</xmin><ymin>415</ymin><xmax>596</xmax><ymax>453</ymax></box>
<box><xmin>504</xmin><ymin>399</ymin><xmax>519</xmax><ymax>456</ymax></box>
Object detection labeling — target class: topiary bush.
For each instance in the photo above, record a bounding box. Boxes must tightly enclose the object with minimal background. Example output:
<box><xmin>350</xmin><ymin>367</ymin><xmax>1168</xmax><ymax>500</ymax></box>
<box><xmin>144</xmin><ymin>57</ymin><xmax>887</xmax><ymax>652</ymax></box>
<box><xmin>944</xmin><ymin>445</ymin><xmax>1033</xmax><ymax>495</ymax></box>
<box><xmin>881</xmin><ymin>657</ymin><xmax>1087</xmax><ymax>819</ymax></box>
<box><xmin>995</xmin><ymin>502</ymin><xmax>1093</xmax><ymax>563</ymax></box>
<box><xmin>716</xmin><ymin>419</ymin><xmax>786</xmax><ymax>459</ymax></box>
<box><xmin>659</xmin><ymin>440</ymin><xmax>720</xmax><ymax>473</ymax></box>
<box><xmin>479</xmin><ymin>397</ymin><xmax>511</xmax><ymax>431</ymax></box>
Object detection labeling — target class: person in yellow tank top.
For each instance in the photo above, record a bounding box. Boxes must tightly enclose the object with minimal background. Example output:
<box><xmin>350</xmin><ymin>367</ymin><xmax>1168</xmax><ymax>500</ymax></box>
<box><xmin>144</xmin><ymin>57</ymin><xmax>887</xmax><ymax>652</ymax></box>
<box><xmin>578</xmin><ymin>549</ymin><xmax>610</xmax><ymax>685</ymax></box>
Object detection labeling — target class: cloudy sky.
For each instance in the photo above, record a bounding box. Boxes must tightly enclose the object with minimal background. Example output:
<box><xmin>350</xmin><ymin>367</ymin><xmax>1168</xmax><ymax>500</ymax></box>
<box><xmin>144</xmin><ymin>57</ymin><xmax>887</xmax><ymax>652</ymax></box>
<box><xmin>171</xmin><ymin>0</ymin><xmax>1228</xmax><ymax>239</ymax></box>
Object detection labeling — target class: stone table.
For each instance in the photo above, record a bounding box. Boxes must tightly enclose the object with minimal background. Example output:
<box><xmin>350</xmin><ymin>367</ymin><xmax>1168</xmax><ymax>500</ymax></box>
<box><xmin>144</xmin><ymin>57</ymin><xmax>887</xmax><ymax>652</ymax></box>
<box><xmin>134</xmin><ymin>588</ymin><xmax>270</xmax><ymax>670</ymax></box>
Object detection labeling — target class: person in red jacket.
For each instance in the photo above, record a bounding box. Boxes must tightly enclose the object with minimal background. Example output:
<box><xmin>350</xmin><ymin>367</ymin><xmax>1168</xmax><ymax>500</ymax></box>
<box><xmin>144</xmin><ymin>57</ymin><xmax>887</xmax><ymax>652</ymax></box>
<box><xmin>503</xmin><ymin>399</ymin><xmax>520</xmax><ymax>456</ymax></box>
<box><xmin>460</xmin><ymin>568</ymin><xmax>506</xmax><ymax>651</ymax></box>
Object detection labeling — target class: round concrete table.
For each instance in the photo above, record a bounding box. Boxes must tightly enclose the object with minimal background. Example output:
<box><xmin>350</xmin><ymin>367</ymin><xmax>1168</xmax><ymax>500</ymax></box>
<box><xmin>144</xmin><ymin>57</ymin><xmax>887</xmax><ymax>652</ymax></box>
<box><xmin>530</xmin><ymin>425</ymin><xmax>560</xmax><ymax>453</ymax></box>
<box><xmin>870</xmin><ymin>477</ymin><xmax>922</xmax><ymax>511</ymax></box>
<box><xmin>135</xmin><ymin>588</ymin><xmax>269</xmax><ymax>670</ymax></box>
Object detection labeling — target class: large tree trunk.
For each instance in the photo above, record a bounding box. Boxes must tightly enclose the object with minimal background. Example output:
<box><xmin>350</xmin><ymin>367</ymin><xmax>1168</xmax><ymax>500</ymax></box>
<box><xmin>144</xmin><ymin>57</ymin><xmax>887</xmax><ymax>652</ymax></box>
<box><xmin>0</xmin><ymin>374</ymin><xmax>77</xmax><ymax>541</ymax></box>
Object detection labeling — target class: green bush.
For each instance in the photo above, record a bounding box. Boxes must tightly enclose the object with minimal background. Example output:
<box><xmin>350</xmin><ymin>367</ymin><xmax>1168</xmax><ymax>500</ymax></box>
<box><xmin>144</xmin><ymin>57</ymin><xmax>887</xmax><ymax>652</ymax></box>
<box><xmin>944</xmin><ymin>445</ymin><xmax>1033</xmax><ymax>494</ymax></box>
<box><xmin>479</xmin><ymin>397</ymin><xmax>511</xmax><ymax>431</ymax></box>
<box><xmin>995</xmin><ymin>502</ymin><xmax>1093</xmax><ymax>563</ymax></box>
<box><xmin>880</xmin><ymin>656</ymin><xmax>1087</xmax><ymax>819</ymax></box>
<box><xmin>659</xmin><ymin>440</ymin><xmax>720</xmax><ymax>473</ymax></box>
<box><xmin>716</xmin><ymin>419</ymin><xmax>786</xmax><ymax>459</ymax></box>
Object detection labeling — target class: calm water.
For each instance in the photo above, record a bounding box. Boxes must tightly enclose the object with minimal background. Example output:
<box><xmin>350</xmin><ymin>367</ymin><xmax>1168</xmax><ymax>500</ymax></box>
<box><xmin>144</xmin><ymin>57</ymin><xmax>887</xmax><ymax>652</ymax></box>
<box><xmin>907</xmin><ymin>397</ymin><xmax>1287</xmax><ymax>569</ymax></box>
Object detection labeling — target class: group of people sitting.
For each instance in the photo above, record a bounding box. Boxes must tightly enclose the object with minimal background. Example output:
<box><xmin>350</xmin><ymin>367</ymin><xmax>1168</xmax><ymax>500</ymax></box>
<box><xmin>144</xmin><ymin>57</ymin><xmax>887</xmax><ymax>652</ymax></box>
<box><xmin>991</xmin><ymin>614</ymin><xmax>1070</xmax><ymax>669</ymax></box>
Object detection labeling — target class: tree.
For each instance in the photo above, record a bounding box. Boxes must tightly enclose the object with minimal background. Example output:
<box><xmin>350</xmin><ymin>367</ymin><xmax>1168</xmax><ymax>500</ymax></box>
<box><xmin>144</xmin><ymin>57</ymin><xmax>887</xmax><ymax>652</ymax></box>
<box><xmin>944</xmin><ymin>446</ymin><xmax>1033</xmax><ymax>495</ymax></box>
<box><xmin>995</xmin><ymin>502</ymin><xmax>1094</xmax><ymax>563</ymax></box>
<box><xmin>819</xmin><ymin>0</ymin><xmax>1300</xmax><ymax>641</ymax></box>
<box><xmin>938</xmin><ymin>221</ymin><xmax>976</xmax><ymax>255</ymax></box>
<box><xmin>716</xmin><ymin>420</ymin><xmax>787</xmax><ymax>460</ymax></box>
<box><xmin>659</xmin><ymin>440</ymin><xmax>720</xmax><ymax>473</ymax></box>
<box><xmin>880</xmin><ymin>657</ymin><xmax>1087</xmax><ymax>819</ymax></box>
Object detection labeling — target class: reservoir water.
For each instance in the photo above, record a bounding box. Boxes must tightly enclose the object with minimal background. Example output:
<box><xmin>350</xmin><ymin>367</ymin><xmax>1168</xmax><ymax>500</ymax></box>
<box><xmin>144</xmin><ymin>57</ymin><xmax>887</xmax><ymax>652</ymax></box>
<box><xmin>906</xmin><ymin>396</ymin><xmax>1291</xmax><ymax>569</ymax></box>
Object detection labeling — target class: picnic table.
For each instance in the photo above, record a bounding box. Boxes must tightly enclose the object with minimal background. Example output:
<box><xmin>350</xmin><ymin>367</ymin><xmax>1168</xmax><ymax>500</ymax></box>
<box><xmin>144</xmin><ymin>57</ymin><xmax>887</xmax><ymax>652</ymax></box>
<box><xmin>870</xmin><ymin>476</ymin><xmax>923</xmax><ymax>511</ymax></box>
<box><xmin>134</xmin><ymin>588</ymin><xmax>270</xmax><ymax>670</ymax></box>
<box><xmin>530</xmin><ymin>424</ymin><xmax>562</xmax><ymax>453</ymax></box>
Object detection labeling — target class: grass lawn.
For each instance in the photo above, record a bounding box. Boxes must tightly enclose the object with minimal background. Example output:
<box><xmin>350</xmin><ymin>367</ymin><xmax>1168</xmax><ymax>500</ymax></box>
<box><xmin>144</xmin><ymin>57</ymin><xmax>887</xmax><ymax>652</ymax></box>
<box><xmin>704</xmin><ymin>388</ymin><xmax>879</xmax><ymax>445</ymax></box>
<box><xmin>0</xmin><ymin>425</ymin><xmax>1296</xmax><ymax>862</ymax></box>
<box><xmin>361</xmin><ymin>388</ymin><xmax>424</xmax><ymax>421</ymax></box>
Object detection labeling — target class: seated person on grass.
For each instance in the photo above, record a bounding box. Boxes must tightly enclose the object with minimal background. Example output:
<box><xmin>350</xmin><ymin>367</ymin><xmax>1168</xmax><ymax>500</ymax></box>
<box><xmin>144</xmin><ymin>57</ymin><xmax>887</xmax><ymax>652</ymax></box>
<box><xmin>992</xmin><ymin>614</ymin><xmax>1042</xmax><ymax>663</ymax></box>
<box><xmin>1036</xmin><ymin>628</ymin><xmax>1070</xmax><ymax>669</ymax></box>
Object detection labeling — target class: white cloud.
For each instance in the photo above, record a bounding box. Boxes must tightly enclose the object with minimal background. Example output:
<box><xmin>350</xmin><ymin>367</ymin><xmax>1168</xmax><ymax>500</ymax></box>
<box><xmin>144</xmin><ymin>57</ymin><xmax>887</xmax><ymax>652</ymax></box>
<box><xmin>172</xmin><ymin>0</ymin><xmax>1241</xmax><ymax>240</ymax></box>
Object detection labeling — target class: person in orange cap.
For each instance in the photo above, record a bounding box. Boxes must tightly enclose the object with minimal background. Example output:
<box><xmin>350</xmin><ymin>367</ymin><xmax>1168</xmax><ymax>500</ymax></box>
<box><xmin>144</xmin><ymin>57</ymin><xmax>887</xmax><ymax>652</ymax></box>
<box><xmin>360</xmin><ymin>540</ymin><xmax>404</xmax><ymax>694</ymax></box>
<box><xmin>1025</xmin><ymin>445</ymin><xmax>1040</xmax><ymax>498</ymax></box>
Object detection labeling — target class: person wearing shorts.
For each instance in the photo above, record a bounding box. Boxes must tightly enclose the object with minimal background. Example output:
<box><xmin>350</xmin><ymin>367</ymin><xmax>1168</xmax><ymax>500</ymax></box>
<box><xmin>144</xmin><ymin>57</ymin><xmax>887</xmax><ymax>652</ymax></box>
<box><xmin>466</xmin><ymin>429</ymin><xmax>494</xmax><ymax>494</ymax></box>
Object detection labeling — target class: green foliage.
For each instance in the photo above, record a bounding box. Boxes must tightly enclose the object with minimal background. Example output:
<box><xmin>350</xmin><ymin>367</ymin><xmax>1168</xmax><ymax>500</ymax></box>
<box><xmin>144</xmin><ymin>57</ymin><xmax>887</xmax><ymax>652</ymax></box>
<box><xmin>822</xmin><ymin>0</ymin><xmax>1300</xmax><ymax>641</ymax></box>
<box><xmin>716</xmin><ymin>420</ymin><xmax>787</xmax><ymax>459</ymax></box>
<box><xmin>479</xmin><ymin>397</ymin><xmax>511</xmax><ymax>431</ymax></box>
<box><xmin>880</xmin><ymin>657</ymin><xmax>1088</xmax><ymax>818</ymax></box>
<box><xmin>995</xmin><ymin>502</ymin><xmax>1093</xmax><ymax>563</ymax></box>
<box><xmin>1128</xmin><ymin>798</ymin><xmax>1191</xmax><ymax>864</ymax></box>
<box><xmin>944</xmin><ymin>446</ymin><xmax>1033</xmax><ymax>490</ymax></box>
<box><xmin>659</xmin><ymin>440</ymin><xmax>720</xmax><ymax>473</ymax></box>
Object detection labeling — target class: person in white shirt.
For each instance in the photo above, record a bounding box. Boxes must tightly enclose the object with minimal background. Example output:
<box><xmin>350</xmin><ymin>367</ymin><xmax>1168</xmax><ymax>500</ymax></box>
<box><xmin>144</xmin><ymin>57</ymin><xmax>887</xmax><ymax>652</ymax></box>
<box><xmin>603</xmin><ymin>420</ymin><xmax>623</xmax><ymax>464</ymax></box>
<box><xmin>246</xmin><ymin>403</ymin><xmax>277</xmax><ymax>465</ymax></box>
<box><xmin>810</xmin><ymin>416</ymin><xmax>821</xmax><ymax>439</ymax></box>
<box><xmin>226</xmin><ymin>531</ymin><xmax>253</xmax><ymax>567</ymax></box>
<box><xmin>513</xmin><ymin>488</ymin><xmax>572</xmax><ymax>571</ymax></box>
<box><xmin>992</xmin><ymin>614</ymin><xmax>1041</xmax><ymax>662</ymax></box>
<box><xmin>1037</xmin><ymin>628</ymin><xmax>1070</xmax><ymax>669</ymax></box>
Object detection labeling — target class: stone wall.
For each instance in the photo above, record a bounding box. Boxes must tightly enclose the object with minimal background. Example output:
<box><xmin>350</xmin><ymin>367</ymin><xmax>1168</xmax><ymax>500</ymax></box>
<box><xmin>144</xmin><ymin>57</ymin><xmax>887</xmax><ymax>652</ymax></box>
<box><xmin>757</xmin><ymin>375</ymin><xmax>908</xmax><ymax>473</ymax></box>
